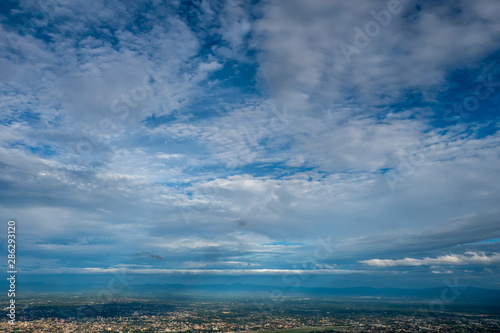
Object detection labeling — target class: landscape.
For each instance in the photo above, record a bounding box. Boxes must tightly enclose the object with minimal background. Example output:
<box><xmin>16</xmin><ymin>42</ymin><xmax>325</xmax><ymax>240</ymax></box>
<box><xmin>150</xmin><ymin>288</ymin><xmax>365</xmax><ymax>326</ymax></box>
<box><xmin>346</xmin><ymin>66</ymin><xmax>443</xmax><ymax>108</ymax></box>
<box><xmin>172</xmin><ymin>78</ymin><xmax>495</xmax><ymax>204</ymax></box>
<box><xmin>2</xmin><ymin>288</ymin><xmax>500</xmax><ymax>332</ymax></box>
<box><xmin>1</xmin><ymin>0</ymin><xmax>500</xmax><ymax>331</ymax></box>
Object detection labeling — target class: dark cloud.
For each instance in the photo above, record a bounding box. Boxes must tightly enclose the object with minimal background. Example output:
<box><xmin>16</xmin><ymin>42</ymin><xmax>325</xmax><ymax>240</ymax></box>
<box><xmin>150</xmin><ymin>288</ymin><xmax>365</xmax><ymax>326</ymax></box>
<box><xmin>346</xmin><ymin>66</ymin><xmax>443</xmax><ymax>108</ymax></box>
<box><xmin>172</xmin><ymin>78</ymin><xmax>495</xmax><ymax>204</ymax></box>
<box><xmin>135</xmin><ymin>252</ymin><xmax>163</xmax><ymax>260</ymax></box>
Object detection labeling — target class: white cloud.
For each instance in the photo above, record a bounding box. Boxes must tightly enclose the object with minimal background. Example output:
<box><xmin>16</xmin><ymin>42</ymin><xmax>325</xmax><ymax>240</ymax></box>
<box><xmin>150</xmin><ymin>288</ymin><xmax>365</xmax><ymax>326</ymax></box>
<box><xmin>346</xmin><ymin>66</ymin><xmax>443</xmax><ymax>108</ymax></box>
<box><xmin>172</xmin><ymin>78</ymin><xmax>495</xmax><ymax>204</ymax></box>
<box><xmin>360</xmin><ymin>252</ymin><xmax>500</xmax><ymax>267</ymax></box>
<box><xmin>1</xmin><ymin>0</ymin><xmax>500</xmax><ymax>288</ymax></box>
<box><xmin>74</xmin><ymin>267</ymin><xmax>363</xmax><ymax>275</ymax></box>
<box><xmin>252</xmin><ymin>0</ymin><xmax>500</xmax><ymax>109</ymax></box>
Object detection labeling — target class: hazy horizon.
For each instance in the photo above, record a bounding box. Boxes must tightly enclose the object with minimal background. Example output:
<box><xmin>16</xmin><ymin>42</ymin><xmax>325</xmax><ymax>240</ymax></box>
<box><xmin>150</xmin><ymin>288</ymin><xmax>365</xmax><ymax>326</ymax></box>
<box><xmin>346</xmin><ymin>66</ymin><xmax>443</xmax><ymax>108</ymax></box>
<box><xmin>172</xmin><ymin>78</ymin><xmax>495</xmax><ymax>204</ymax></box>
<box><xmin>1</xmin><ymin>0</ymin><xmax>500</xmax><ymax>296</ymax></box>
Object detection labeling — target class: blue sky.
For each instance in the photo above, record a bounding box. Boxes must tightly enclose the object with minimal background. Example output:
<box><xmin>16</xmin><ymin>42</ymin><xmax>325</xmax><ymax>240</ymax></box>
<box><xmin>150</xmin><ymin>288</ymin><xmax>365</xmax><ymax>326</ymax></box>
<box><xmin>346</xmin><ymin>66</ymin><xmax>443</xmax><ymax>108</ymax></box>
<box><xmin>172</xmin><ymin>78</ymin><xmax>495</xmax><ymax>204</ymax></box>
<box><xmin>1</xmin><ymin>0</ymin><xmax>500</xmax><ymax>289</ymax></box>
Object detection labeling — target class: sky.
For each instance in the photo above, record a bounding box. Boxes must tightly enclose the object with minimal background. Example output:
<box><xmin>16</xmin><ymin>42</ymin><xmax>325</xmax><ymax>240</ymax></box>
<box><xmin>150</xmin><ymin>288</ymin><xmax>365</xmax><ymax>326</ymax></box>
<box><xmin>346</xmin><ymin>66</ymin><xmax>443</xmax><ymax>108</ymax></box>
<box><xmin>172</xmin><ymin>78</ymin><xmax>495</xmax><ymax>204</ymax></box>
<box><xmin>0</xmin><ymin>0</ymin><xmax>500</xmax><ymax>290</ymax></box>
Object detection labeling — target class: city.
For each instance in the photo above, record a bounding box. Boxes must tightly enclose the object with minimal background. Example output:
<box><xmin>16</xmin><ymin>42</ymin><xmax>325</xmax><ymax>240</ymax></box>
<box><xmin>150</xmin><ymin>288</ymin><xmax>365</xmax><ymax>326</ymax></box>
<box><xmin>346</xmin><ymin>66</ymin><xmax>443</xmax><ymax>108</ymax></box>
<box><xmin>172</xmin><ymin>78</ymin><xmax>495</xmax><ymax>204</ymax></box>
<box><xmin>2</xmin><ymin>296</ymin><xmax>500</xmax><ymax>332</ymax></box>
<box><xmin>1</xmin><ymin>0</ymin><xmax>500</xmax><ymax>332</ymax></box>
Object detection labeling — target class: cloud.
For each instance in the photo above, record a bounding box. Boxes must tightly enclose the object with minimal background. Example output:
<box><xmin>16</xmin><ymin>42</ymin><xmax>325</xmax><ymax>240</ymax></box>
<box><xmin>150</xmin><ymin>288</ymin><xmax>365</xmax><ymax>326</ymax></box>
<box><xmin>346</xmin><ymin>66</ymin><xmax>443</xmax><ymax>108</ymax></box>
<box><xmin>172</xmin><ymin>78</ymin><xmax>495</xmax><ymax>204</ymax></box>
<box><xmin>1</xmin><ymin>0</ymin><xmax>500</xmax><ymax>288</ymax></box>
<box><xmin>253</xmin><ymin>0</ymin><xmax>500</xmax><ymax>109</ymax></box>
<box><xmin>360</xmin><ymin>252</ymin><xmax>500</xmax><ymax>267</ymax></box>
<box><xmin>77</xmin><ymin>267</ymin><xmax>363</xmax><ymax>275</ymax></box>
<box><xmin>135</xmin><ymin>252</ymin><xmax>163</xmax><ymax>260</ymax></box>
<box><xmin>339</xmin><ymin>212</ymin><xmax>500</xmax><ymax>257</ymax></box>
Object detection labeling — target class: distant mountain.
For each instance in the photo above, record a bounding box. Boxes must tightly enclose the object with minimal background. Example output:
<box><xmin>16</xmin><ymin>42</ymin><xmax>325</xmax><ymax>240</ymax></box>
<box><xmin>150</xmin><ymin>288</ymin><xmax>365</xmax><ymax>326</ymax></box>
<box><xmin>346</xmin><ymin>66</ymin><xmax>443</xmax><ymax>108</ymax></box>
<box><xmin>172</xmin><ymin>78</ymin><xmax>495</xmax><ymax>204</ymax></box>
<box><xmin>4</xmin><ymin>281</ymin><xmax>500</xmax><ymax>303</ymax></box>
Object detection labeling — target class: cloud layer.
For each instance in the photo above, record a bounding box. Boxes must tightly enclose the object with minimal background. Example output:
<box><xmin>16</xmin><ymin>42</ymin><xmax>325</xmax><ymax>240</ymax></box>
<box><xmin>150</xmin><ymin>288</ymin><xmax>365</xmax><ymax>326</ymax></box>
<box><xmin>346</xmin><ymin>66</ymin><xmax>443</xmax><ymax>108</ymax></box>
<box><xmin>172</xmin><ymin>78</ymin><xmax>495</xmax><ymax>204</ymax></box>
<box><xmin>360</xmin><ymin>252</ymin><xmax>500</xmax><ymax>267</ymax></box>
<box><xmin>1</xmin><ymin>0</ymin><xmax>500</xmax><ymax>288</ymax></box>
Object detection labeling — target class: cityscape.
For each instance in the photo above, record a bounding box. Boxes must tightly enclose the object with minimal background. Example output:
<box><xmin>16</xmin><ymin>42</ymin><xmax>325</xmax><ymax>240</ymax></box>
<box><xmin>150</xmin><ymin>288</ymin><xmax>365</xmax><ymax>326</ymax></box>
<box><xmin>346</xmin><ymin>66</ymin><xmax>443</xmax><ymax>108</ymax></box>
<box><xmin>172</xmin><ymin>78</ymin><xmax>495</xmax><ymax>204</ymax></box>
<box><xmin>1</xmin><ymin>0</ymin><xmax>500</xmax><ymax>331</ymax></box>
<box><xmin>2</xmin><ymin>296</ymin><xmax>500</xmax><ymax>332</ymax></box>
